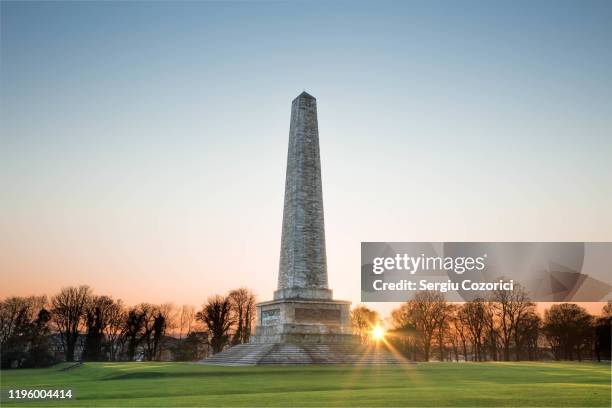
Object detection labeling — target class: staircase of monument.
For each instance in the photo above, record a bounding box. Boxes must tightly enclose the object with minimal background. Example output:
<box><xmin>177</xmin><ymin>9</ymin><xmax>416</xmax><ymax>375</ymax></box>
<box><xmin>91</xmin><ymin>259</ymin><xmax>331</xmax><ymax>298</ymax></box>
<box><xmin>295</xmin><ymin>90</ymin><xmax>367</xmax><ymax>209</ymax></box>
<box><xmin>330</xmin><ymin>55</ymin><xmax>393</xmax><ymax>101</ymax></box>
<box><xmin>201</xmin><ymin>343</ymin><xmax>410</xmax><ymax>366</ymax></box>
<box><xmin>201</xmin><ymin>344</ymin><xmax>276</xmax><ymax>366</ymax></box>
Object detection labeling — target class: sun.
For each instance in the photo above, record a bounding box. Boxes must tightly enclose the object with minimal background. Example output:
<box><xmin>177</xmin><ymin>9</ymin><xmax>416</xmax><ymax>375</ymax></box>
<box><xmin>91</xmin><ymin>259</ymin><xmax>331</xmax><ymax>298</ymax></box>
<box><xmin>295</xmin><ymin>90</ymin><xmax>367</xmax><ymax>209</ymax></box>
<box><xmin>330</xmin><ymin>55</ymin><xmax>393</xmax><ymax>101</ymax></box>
<box><xmin>372</xmin><ymin>325</ymin><xmax>385</xmax><ymax>341</ymax></box>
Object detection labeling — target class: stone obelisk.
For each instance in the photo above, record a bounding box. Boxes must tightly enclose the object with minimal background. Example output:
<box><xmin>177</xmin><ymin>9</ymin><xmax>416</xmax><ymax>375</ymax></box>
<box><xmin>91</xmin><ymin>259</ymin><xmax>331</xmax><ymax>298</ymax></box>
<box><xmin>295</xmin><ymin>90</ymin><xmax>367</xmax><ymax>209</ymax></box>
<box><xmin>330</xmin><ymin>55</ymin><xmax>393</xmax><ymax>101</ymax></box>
<box><xmin>275</xmin><ymin>91</ymin><xmax>332</xmax><ymax>301</ymax></box>
<box><xmin>204</xmin><ymin>93</ymin><xmax>405</xmax><ymax>364</ymax></box>
<box><xmin>250</xmin><ymin>91</ymin><xmax>354</xmax><ymax>345</ymax></box>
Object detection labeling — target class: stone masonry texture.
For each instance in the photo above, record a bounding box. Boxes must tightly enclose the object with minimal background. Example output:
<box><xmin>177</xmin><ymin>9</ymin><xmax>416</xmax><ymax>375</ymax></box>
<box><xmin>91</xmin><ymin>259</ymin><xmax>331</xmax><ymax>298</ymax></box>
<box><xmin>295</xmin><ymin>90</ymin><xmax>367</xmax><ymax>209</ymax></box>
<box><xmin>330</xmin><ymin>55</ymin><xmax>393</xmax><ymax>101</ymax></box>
<box><xmin>276</xmin><ymin>92</ymin><xmax>330</xmax><ymax>299</ymax></box>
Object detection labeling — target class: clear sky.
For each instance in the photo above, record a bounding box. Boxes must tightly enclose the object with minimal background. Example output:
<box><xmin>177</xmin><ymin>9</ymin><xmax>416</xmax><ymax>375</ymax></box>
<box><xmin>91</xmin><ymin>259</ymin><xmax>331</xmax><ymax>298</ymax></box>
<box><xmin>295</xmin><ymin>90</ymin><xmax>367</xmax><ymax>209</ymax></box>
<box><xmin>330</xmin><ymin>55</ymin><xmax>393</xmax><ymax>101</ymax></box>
<box><xmin>2</xmin><ymin>1</ymin><xmax>611</xmax><ymax>316</ymax></box>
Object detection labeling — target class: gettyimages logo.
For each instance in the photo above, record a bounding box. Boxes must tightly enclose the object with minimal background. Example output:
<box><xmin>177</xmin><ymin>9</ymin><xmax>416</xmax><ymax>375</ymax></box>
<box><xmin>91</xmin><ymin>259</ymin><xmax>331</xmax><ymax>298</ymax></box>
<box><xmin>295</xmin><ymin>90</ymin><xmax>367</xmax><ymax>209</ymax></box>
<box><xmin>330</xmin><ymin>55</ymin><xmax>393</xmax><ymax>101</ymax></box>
<box><xmin>372</xmin><ymin>253</ymin><xmax>487</xmax><ymax>275</ymax></box>
<box><xmin>361</xmin><ymin>242</ymin><xmax>612</xmax><ymax>302</ymax></box>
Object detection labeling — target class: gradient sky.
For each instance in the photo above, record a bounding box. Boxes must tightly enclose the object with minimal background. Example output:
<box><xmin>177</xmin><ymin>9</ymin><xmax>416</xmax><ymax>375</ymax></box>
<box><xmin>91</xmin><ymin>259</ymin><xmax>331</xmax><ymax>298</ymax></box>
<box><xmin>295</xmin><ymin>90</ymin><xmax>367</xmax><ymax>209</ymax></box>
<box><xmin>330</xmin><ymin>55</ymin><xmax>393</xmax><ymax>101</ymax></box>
<box><xmin>2</xmin><ymin>1</ymin><xmax>611</xmax><ymax>316</ymax></box>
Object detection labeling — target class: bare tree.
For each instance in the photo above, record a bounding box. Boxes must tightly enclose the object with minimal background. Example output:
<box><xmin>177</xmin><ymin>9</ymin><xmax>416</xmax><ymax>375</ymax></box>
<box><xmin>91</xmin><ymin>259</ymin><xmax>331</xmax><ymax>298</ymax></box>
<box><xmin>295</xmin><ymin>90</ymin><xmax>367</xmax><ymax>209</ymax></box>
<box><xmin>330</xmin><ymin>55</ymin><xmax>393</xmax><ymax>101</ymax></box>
<box><xmin>450</xmin><ymin>311</ymin><xmax>469</xmax><ymax>361</ymax></box>
<box><xmin>104</xmin><ymin>299</ymin><xmax>126</xmax><ymax>361</ymax></box>
<box><xmin>122</xmin><ymin>303</ymin><xmax>177</xmax><ymax>361</ymax></box>
<box><xmin>435</xmin><ymin>303</ymin><xmax>456</xmax><ymax>361</ymax></box>
<box><xmin>543</xmin><ymin>303</ymin><xmax>593</xmax><ymax>361</ymax></box>
<box><xmin>0</xmin><ymin>296</ymin><xmax>52</xmax><ymax>368</ymax></box>
<box><xmin>178</xmin><ymin>305</ymin><xmax>195</xmax><ymax>340</ymax></box>
<box><xmin>483</xmin><ymin>301</ymin><xmax>498</xmax><ymax>361</ymax></box>
<box><xmin>515</xmin><ymin>310</ymin><xmax>541</xmax><ymax>361</ymax></box>
<box><xmin>51</xmin><ymin>286</ymin><xmax>91</xmax><ymax>361</ymax></box>
<box><xmin>124</xmin><ymin>306</ymin><xmax>146</xmax><ymax>361</ymax></box>
<box><xmin>196</xmin><ymin>295</ymin><xmax>234</xmax><ymax>353</ymax></box>
<box><xmin>138</xmin><ymin>303</ymin><xmax>158</xmax><ymax>361</ymax></box>
<box><xmin>159</xmin><ymin>303</ymin><xmax>177</xmax><ymax>333</ymax></box>
<box><xmin>351</xmin><ymin>305</ymin><xmax>380</xmax><ymax>344</ymax></box>
<box><xmin>82</xmin><ymin>295</ymin><xmax>116</xmax><ymax>361</ymax></box>
<box><xmin>491</xmin><ymin>284</ymin><xmax>534</xmax><ymax>361</ymax></box>
<box><xmin>1</xmin><ymin>296</ymin><xmax>47</xmax><ymax>347</ymax></box>
<box><xmin>241</xmin><ymin>292</ymin><xmax>256</xmax><ymax>344</ymax></box>
<box><xmin>408</xmin><ymin>291</ymin><xmax>447</xmax><ymax>361</ymax></box>
<box><xmin>594</xmin><ymin>304</ymin><xmax>611</xmax><ymax>362</ymax></box>
<box><xmin>153</xmin><ymin>303</ymin><xmax>174</xmax><ymax>360</ymax></box>
<box><xmin>459</xmin><ymin>299</ymin><xmax>487</xmax><ymax>361</ymax></box>
<box><xmin>228</xmin><ymin>288</ymin><xmax>256</xmax><ymax>345</ymax></box>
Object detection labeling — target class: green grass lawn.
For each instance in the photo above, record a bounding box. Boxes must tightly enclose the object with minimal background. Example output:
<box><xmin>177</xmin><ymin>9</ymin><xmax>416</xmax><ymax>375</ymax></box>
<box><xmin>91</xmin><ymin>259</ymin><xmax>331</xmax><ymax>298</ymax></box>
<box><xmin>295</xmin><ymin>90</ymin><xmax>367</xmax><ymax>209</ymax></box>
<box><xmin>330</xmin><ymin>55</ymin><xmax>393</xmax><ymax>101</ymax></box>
<box><xmin>1</xmin><ymin>361</ymin><xmax>610</xmax><ymax>407</ymax></box>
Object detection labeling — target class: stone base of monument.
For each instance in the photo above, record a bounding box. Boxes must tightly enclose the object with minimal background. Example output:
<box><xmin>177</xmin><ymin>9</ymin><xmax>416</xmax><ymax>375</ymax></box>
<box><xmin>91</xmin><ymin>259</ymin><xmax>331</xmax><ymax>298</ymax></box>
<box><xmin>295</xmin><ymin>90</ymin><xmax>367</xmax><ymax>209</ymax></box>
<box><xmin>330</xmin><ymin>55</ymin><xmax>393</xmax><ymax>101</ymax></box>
<box><xmin>201</xmin><ymin>343</ymin><xmax>411</xmax><ymax>365</ymax></box>
<box><xmin>249</xmin><ymin>298</ymin><xmax>356</xmax><ymax>344</ymax></box>
<box><xmin>201</xmin><ymin>298</ymin><xmax>411</xmax><ymax>365</ymax></box>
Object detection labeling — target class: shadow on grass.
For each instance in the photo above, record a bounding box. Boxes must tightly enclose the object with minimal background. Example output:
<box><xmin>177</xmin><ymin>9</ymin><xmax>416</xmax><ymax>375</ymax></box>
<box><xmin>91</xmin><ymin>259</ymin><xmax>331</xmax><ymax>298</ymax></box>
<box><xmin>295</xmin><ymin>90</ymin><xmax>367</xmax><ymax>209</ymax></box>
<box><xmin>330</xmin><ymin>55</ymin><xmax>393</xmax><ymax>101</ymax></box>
<box><xmin>104</xmin><ymin>366</ymin><xmax>370</xmax><ymax>381</ymax></box>
<box><xmin>104</xmin><ymin>371</ymin><xmax>257</xmax><ymax>380</ymax></box>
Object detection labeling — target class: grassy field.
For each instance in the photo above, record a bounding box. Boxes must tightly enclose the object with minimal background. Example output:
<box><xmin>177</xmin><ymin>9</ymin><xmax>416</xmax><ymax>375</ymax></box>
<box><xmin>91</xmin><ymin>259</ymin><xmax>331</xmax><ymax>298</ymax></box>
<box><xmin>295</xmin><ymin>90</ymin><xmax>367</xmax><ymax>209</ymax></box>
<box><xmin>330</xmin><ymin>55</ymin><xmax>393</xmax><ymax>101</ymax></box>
<box><xmin>0</xmin><ymin>361</ymin><xmax>610</xmax><ymax>407</ymax></box>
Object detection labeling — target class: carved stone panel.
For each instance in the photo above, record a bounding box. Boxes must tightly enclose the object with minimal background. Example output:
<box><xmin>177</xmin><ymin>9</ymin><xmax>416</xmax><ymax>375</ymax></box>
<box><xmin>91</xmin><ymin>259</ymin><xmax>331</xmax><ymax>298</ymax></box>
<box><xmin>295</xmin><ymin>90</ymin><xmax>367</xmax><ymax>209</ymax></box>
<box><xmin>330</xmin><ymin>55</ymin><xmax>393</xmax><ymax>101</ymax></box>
<box><xmin>295</xmin><ymin>308</ymin><xmax>340</xmax><ymax>324</ymax></box>
<box><xmin>261</xmin><ymin>309</ymin><xmax>280</xmax><ymax>325</ymax></box>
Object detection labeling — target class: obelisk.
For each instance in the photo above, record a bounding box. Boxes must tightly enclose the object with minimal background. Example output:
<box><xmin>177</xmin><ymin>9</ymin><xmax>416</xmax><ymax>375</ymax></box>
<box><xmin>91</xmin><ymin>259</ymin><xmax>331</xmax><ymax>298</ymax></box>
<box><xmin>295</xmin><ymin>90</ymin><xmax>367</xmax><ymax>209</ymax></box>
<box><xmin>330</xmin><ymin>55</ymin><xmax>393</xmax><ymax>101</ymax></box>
<box><xmin>202</xmin><ymin>93</ymin><xmax>406</xmax><ymax>364</ymax></box>
<box><xmin>275</xmin><ymin>91</ymin><xmax>332</xmax><ymax>301</ymax></box>
<box><xmin>249</xmin><ymin>91</ymin><xmax>354</xmax><ymax>346</ymax></box>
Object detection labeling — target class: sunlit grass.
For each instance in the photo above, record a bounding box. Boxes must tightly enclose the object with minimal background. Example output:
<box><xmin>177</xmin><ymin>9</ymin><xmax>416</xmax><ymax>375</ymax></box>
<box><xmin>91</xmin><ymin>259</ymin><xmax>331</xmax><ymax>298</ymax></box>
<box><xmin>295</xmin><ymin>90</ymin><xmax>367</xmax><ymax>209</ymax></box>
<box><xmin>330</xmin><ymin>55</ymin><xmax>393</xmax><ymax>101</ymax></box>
<box><xmin>0</xmin><ymin>361</ymin><xmax>609</xmax><ymax>407</ymax></box>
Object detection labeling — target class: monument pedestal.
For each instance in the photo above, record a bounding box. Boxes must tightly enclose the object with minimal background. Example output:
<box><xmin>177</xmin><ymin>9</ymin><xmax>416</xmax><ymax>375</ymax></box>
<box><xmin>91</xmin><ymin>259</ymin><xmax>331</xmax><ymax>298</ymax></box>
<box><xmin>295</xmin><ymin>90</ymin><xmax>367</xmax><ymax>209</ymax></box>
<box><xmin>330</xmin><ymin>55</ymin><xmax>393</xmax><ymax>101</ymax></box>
<box><xmin>201</xmin><ymin>92</ymin><xmax>409</xmax><ymax>365</ymax></box>
<box><xmin>250</xmin><ymin>298</ymin><xmax>358</xmax><ymax>345</ymax></box>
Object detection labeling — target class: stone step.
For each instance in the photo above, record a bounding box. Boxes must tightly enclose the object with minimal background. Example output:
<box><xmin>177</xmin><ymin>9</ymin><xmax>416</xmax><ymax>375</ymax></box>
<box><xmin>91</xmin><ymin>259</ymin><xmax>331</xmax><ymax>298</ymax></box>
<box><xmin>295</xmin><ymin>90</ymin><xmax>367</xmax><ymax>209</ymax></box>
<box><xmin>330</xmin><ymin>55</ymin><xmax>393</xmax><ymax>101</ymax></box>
<box><xmin>201</xmin><ymin>343</ymin><xmax>412</xmax><ymax>365</ymax></box>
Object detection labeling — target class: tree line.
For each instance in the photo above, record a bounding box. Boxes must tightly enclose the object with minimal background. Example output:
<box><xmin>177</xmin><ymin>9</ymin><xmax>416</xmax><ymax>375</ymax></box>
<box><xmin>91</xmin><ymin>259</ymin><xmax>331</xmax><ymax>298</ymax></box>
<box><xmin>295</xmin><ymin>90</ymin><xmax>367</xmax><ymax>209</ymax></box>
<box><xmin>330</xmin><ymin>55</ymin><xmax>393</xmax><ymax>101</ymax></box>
<box><xmin>0</xmin><ymin>286</ymin><xmax>256</xmax><ymax>368</ymax></box>
<box><xmin>2</xmin><ymin>285</ymin><xmax>610</xmax><ymax>368</ymax></box>
<box><xmin>357</xmin><ymin>287</ymin><xmax>611</xmax><ymax>362</ymax></box>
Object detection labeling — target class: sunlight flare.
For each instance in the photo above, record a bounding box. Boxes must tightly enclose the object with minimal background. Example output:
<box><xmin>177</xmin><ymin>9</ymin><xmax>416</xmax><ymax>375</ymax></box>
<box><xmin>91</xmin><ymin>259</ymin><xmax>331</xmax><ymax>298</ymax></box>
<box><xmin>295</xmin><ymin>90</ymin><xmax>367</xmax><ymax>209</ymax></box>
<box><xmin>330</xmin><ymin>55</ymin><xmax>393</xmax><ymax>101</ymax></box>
<box><xmin>372</xmin><ymin>325</ymin><xmax>385</xmax><ymax>341</ymax></box>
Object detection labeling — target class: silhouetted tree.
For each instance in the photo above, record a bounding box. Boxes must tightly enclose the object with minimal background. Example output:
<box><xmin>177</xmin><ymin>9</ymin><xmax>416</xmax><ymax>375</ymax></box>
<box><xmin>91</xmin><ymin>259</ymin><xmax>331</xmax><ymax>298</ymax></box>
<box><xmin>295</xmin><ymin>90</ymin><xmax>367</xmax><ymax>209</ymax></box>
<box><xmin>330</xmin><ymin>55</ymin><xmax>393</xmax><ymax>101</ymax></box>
<box><xmin>242</xmin><ymin>293</ymin><xmax>256</xmax><ymax>344</ymax></box>
<box><xmin>491</xmin><ymin>284</ymin><xmax>534</xmax><ymax>361</ymax></box>
<box><xmin>515</xmin><ymin>310</ymin><xmax>541</xmax><ymax>361</ymax></box>
<box><xmin>0</xmin><ymin>296</ymin><xmax>47</xmax><ymax>347</ymax></box>
<box><xmin>24</xmin><ymin>308</ymin><xmax>55</xmax><ymax>367</ymax></box>
<box><xmin>152</xmin><ymin>311</ymin><xmax>166</xmax><ymax>360</ymax></box>
<box><xmin>197</xmin><ymin>295</ymin><xmax>233</xmax><ymax>354</ymax></box>
<box><xmin>408</xmin><ymin>291</ymin><xmax>448</xmax><ymax>361</ymax></box>
<box><xmin>229</xmin><ymin>288</ymin><xmax>256</xmax><ymax>345</ymax></box>
<box><xmin>435</xmin><ymin>303</ymin><xmax>455</xmax><ymax>361</ymax></box>
<box><xmin>594</xmin><ymin>304</ymin><xmax>611</xmax><ymax>362</ymax></box>
<box><xmin>460</xmin><ymin>299</ymin><xmax>487</xmax><ymax>361</ymax></box>
<box><xmin>124</xmin><ymin>307</ymin><xmax>146</xmax><ymax>361</ymax></box>
<box><xmin>451</xmin><ymin>311</ymin><xmax>470</xmax><ymax>361</ymax></box>
<box><xmin>543</xmin><ymin>303</ymin><xmax>592</xmax><ymax>361</ymax></box>
<box><xmin>0</xmin><ymin>297</ymin><xmax>54</xmax><ymax>368</ymax></box>
<box><xmin>104</xmin><ymin>299</ymin><xmax>126</xmax><ymax>361</ymax></box>
<box><xmin>51</xmin><ymin>286</ymin><xmax>91</xmax><ymax>361</ymax></box>
<box><xmin>137</xmin><ymin>303</ymin><xmax>158</xmax><ymax>361</ymax></box>
<box><xmin>119</xmin><ymin>303</ymin><xmax>172</xmax><ymax>361</ymax></box>
<box><xmin>482</xmin><ymin>301</ymin><xmax>498</xmax><ymax>361</ymax></box>
<box><xmin>82</xmin><ymin>295</ymin><xmax>116</xmax><ymax>361</ymax></box>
